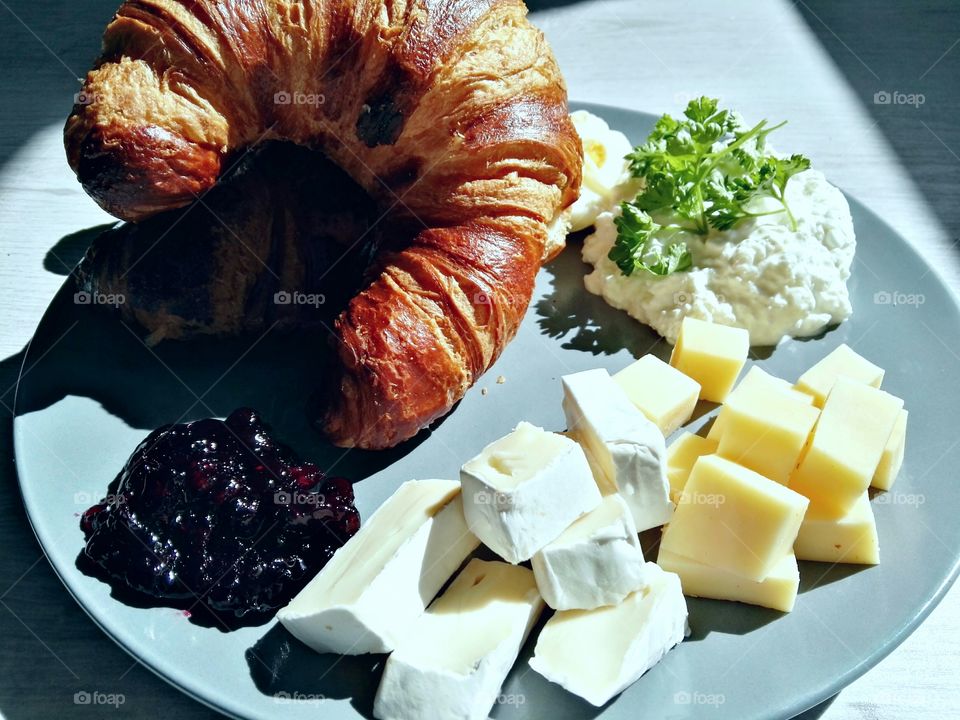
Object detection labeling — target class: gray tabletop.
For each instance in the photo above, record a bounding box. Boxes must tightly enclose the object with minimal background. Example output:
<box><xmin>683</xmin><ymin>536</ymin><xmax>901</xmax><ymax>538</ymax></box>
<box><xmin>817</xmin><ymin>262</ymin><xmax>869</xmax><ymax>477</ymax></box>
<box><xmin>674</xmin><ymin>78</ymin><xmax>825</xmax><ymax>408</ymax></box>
<box><xmin>1</xmin><ymin>1</ymin><xmax>957</xmax><ymax>718</ymax></box>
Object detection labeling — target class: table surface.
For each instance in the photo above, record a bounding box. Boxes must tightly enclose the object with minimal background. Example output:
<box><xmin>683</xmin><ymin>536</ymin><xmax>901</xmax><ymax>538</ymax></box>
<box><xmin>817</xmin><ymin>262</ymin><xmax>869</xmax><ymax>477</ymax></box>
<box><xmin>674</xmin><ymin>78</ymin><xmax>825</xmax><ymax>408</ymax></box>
<box><xmin>1</xmin><ymin>0</ymin><xmax>957</xmax><ymax>718</ymax></box>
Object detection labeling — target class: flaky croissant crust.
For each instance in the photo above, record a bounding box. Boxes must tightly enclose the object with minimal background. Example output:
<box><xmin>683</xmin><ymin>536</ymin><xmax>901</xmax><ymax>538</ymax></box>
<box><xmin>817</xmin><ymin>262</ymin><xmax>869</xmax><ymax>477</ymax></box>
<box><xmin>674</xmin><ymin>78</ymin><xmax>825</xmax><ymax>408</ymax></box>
<box><xmin>65</xmin><ymin>0</ymin><xmax>582</xmax><ymax>448</ymax></box>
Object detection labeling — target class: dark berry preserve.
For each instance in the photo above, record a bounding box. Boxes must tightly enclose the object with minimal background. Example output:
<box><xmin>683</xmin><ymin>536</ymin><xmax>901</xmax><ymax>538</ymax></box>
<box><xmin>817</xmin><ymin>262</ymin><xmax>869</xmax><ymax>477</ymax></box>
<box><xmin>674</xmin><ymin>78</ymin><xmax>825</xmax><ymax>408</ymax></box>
<box><xmin>80</xmin><ymin>409</ymin><xmax>360</xmax><ymax>617</ymax></box>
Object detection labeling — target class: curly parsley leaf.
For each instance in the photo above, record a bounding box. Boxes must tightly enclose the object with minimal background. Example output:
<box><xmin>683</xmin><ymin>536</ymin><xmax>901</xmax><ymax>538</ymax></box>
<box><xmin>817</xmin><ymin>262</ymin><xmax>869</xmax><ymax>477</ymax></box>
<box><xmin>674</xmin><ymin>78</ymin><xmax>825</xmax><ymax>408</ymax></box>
<box><xmin>612</xmin><ymin>97</ymin><xmax>811</xmax><ymax>277</ymax></box>
<box><xmin>610</xmin><ymin>201</ymin><xmax>693</xmax><ymax>277</ymax></box>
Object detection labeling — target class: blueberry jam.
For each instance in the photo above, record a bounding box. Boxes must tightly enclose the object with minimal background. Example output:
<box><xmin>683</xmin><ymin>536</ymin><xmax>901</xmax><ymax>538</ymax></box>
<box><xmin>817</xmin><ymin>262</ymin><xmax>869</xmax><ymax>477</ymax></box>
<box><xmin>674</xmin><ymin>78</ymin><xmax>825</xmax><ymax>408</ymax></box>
<box><xmin>80</xmin><ymin>409</ymin><xmax>360</xmax><ymax>617</ymax></box>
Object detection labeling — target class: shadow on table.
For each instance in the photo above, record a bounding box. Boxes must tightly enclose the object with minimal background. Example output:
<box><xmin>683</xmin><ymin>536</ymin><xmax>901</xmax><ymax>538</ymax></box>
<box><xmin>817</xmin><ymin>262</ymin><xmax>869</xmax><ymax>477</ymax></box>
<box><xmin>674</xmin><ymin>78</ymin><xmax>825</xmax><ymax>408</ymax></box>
<box><xmin>795</xmin><ymin>693</ymin><xmax>839</xmax><ymax>720</ymax></box>
<box><xmin>795</xmin><ymin>0</ymin><xmax>960</xmax><ymax>243</ymax></box>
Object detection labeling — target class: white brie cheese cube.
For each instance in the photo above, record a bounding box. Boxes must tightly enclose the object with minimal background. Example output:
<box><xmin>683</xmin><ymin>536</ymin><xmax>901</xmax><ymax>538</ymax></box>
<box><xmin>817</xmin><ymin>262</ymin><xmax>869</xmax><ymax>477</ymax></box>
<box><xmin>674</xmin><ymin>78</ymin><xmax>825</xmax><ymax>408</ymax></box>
<box><xmin>460</xmin><ymin>422</ymin><xmax>602</xmax><ymax>563</ymax></box>
<box><xmin>529</xmin><ymin>562</ymin><xmax>688</xmax><ymax>707</ymax></box>
<box><xmin>277</xmin><ymin>480</ymin><xmax>480</xmax><ymax>655</ymax></box>
<box><xmin>373</xmin><ymin>559</ymin><xmax>544</xmax><ymax>720</ymax></box>
<box><xmin>532</xmin><ymin>494</ymin><xmax>647</xmax><ymax>610</ymax></box>
<box><xmin>562</xmin><ymin>368</ymin><xmax>673</xmax><ymax>531</ymax></box>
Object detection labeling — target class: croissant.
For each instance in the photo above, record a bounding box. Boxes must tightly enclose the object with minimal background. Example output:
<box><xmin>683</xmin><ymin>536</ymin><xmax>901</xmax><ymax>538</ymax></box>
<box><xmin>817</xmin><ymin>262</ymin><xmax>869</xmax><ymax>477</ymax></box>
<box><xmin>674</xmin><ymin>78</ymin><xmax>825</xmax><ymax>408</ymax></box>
<box><xmin>64</xmin><ymin>0</ymin><xmax>582</xmax><ymax>449</ymax></box>
<box><xmin>76</xmin><ymin>142</ymin><xmax>381</xmax><ymax>344</ymax></box>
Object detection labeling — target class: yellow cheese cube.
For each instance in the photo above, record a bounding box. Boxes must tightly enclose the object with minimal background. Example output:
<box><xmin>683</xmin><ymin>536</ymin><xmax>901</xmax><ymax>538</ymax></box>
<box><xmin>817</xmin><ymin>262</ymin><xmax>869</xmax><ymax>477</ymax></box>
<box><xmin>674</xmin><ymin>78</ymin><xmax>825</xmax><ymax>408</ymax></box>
<box><xmin>669</xmin><ymin>317</ymin><xmax>749</xmax><ymax>402</ymax></box>
<box><xmin>717</xmin><ymin>389</ymin><xmax>820</xmax><ymax>484</ymax></box>
<box><xmin>658</xmin><ymin>549</ymin><xmax>799</xmax><ymax>613</ymax></box>
<box><xmin>790</xmin><ymin>379</ymin><xmax>903</xmax><ymax>516</ymax></box>
<box><xmin>666</xmin><ymin>433</ymin><xmax>718</xmax><ymax>503</ymax></box>
<box><xmin>872</xmin><ymin>409</ymin><xmax>908</xmax><ymax>491</ymax></box>
<box><xmin>660</xmin><ymin>454</ymin><xmax>809</xmax><ymax>581</ymax></box>
<box><xmin>707</xmin><ymin>367</ymin><xmax>815</xmax><ymax>442</ymax></box>
<box><xmin>794</xmin><ymin>493</ymin><xmax>879</xmax><ymax>565</ymax></box>
<box><xmin>705</xmin><ymin>413</ymin><xmax>725</xmax><ymax>441</ymax></box>
<box><xmin>795</xmin><ymin>344</ymin><xmax>884</xmax><ymax>408</ymax></box>
<box><xmin>614</xmin><ymin>355</ymin><xmax>701</xmax><ymax>437</ymax></box>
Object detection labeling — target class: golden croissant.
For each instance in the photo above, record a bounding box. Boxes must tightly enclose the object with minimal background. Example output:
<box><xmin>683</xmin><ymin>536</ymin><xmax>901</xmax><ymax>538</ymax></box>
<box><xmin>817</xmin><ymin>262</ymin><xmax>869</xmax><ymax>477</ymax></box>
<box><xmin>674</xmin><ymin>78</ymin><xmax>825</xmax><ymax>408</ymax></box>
<box><xmin>64</xmin><ymin>0</ymin><xmax>582</xmax><ymax>449</ymax></box>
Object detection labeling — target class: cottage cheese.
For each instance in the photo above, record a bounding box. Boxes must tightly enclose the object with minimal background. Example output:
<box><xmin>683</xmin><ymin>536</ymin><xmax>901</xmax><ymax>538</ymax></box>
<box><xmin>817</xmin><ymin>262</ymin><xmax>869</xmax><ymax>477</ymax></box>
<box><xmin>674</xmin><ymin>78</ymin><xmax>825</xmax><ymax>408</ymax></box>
<box><xmin>582</xmin><ymin>169</ymin><xmax>856</xmax><ymax>346</ymax></box>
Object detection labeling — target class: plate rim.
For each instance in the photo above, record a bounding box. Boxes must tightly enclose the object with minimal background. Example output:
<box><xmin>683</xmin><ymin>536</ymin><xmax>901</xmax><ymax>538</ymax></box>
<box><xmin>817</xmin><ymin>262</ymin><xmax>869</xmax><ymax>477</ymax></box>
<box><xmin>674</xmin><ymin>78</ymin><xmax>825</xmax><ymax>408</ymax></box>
<box><xmin>12</xmin><ymin>102</ymin><xmax>960</xmax><ymax>720</ymax></box>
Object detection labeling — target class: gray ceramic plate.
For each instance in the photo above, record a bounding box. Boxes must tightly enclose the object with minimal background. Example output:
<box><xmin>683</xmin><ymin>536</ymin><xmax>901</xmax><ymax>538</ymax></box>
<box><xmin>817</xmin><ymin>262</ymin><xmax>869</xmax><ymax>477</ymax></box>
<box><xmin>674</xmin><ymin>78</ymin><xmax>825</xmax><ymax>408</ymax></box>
<box><xmin>14</xmin><ymin>104</ymin><xmax>960</xmax><ymax>720</ymax></box>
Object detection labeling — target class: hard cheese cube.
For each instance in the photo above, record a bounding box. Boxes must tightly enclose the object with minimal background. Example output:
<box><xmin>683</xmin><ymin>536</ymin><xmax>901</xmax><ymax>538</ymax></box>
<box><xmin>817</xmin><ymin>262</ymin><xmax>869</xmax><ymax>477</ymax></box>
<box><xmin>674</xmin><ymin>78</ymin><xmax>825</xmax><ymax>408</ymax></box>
<box><xmin>707</xmin><ymin>366</ymin><xmax>815</xmax><ymax>442</ymax></box>
<box><xmin>461</xmin><ymin>422</ymin><xmax>602</xmax><ymax>563</ymax></box>
<box><xmin>532</xmin><ymin>494</ymin><xmax>647</xmax><ymax>611</ymax></box>
<box><xmin>660</xmin><ymin>454</ymin><xmax>809</xmax><ymax>581</ymax></box>
<box><xmin>614</xmin><ymin>355</ymin><xmax>701</xmax><ymax>437</ymax></box>
<box><xmin>872</xmin><ymin>409</ymin><xmax>908</xmax><ymax>491</ymax></box>
<box><xmin>717</xmin><ymin>386</ymin><xmax>820</xmax><ymax>484</ymax></box>
<box><xmin>669</xmin><ymin>317</ymin><xmax>749</xmax><ymax>402</ymax></box>
<box><xmin>529</xmin><ymin>563</ymin><xmax>687</xmax><ymax>707</ymax></box>
<box><xmin>657</xmin><ymin>550</ymin><xmax>799</xmax><ymax>613</ymax></box>
<box><xmin>278</xmin><ymin>480</ymin><xmax>480</xmax><ymax>654</ymax></box>
<box><xmin>795</xmin><ymin>343</ymin><xmax>884</xmax><ymax>408</ymax></box>
<box><xmin>666</xmin><ymin>433</ymin><xmax>718</xmax><ymax>503</ymax></box>
<box><xmin>794</xmin><ymin>493</ymin><xmax>879</xmax><ymax>565</ymax></box>
<box><xmin>373</xmin><ymin>559</ymin><xmax>544</xmax><ymax>720</ymax></box>
<box><xmin>562</xmin><ymin>369</ymin><xmax>673</xmax><ymax>531</ymax></box>
<box><xmin>790</xmin><ymin>379</ymin><xmax>903</xmax><ymax>516</ymax></box>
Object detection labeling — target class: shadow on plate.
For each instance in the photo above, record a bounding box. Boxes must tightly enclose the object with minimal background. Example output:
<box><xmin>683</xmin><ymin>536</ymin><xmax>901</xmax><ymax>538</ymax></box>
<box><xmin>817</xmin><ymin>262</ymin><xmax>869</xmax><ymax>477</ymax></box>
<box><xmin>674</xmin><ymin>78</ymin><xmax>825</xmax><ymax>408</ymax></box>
<box><xmin>247</xmin><ymin>624</ymin><xmax>383</xmax><ymax>719</ymax></box>
<box><xmin>639</xmin><ymin>530</ymin><xmax>779</xmax><ymax>640</ymax></box>
<box><xmin>74</xmin><ymin>551</ymin><xmax>277</xmax><ymax>631</ymax></box>
<box><xmin>15</xmin><ymin>280</ymin><xmax>433</xmax><ymax>476</ymax></box>
<box><xmin>683</xmin><ymin>596</ymin><xmax>784</xmax><ymax>642</ymax></box>
<box><xmin>797</xmin><ymin>561</ymin><xmax>870</xmax><ymax>594</ymax></box>
<box><xmin>247</xmin><ymin>611</ymin><xmax>610</xmax><ymax>720</ymax></box>
<box><xmin>16</xmin><ymin>142</ymin><xmax>436</xmax><ymax>477</ymax></box>
<box><xmin>535</xmin><ymin>233</ymin><xmax>672</xmax><ymax>362</ymax></box>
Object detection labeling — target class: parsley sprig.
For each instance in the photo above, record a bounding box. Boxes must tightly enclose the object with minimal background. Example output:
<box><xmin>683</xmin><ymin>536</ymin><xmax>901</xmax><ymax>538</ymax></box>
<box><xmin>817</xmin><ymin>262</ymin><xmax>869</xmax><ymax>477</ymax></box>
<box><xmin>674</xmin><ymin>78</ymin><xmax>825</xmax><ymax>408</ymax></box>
<box><xmin>609</xmin><ymin>97</ymin><xmax>811</xmax><ymax>277</ymax></box>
